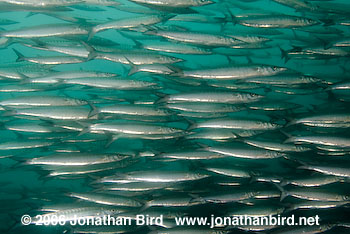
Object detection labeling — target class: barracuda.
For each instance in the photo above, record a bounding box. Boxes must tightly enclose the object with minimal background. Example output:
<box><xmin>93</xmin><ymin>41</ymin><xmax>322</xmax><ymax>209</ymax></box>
<box><xmin>0</xmin><ymin>95</ymin><xmax>86</xmax><ymax>107</ymax></box>
<box><xmin>27</xmin><ymin>70</ymin><xmax>117</xmax><ymax>84</ymax></box>
<box><xmin>160</xmin><ymin>92</ymin><xmax>263</xmax><ymax>104</ymax></box>
<box><xmin>26</xmin><ymin>153</ymin><xmax>128</xmax><ymax>166</ymax></box>
<box><xmin>63</xmin><ymin>77</ymin><xmax>158</xmax><ymax>90</ymax></box>
<box><xmin>245</xmin><ymin>73</ymin><xmax>321</xmax><ymax>85</ymax></box>
<box><xmin>0</xmin><ymin>24</ymin><xmax>88</xmax><ymax>38</ymax></box>
<box><xmin>159</xmin><ymin>151</ymin><xmax>226</xmax><ymax>160</ymax></box>
<box><xmin>204</xmin><ymin>146</ymin><xmax>285</xmax><ymax>159</ymax></box>
<box><xmin>0</xmin><ymin>140</ymin><xmax>53</xmax><ymax>150</ymax></box>
<box><xmin>195</xmin><ymin>190</ymin><xmax>258</xmax><ymax>204</ymax></box>
<box><xmin>98</xmin><ymin>182</ymin><xmax>169</xmax><ymax>192</ymax></box>
<box><xmin>243</xmin><ymin>139</ymin><xmax>310</xmax><ymax>152</ymax></box>
<box><xmin>143</xmin><ymin>41</ymin><xmax>212</xmax><ymax>54</ymax></box>
<box><xmin>1</xmin><ymin>0</ymin><xmax>350</xmax><ymax>232</ymax></box>
<box><xmin>235</xmin><ymin>14</ymin><xmax>319</xmax><ymax>28</ymax></box>
<box><xmin>278</xmin><ymin>187</ymin><xmax>350</xmax><ymax>202</ymax></box>
<box><xmin>4</xmin><ymin>121</ymin><xmax>68</xmax><ymax>133</ymax></box>
<box><xmin>299</xmin><ymin>164</ymin><xmax>350</xmax><ymax>178</ymax></box>
<box><xmin>178</xmin><ymin>65</ymin><xmax>287</xmax><ymax>80</ymax></box>
<box><xmin>186</xmin><ymin>129</ymin><xmax>260</xmax><ymax>141</ymax></box>
<box><xmin>1</xmin><ymin>0</ymin><xmax>84</xmax><ymax>7</ymax></box>
<box><xmin>123</xmin><ymin>171</ymin><xmax>209</xmax><ymax>183</ymax></box>
<box><xmin>130</xmin><ymin>0</ymin><xmax>213</xmax><ymax>8</ymax></box>
<box><xmin>68</xmin><ymin>192</ymin><xmax>143</xmax><ymax>207</ymax></box>
<box><xmin>166</xmin><ymin>102</ymin><xmax>242</xmax><ymax>113</ymax></box>
<box><xmin>285</xmin><ymin>135</ymin><xmax>350</xmax><ymax>148</ymax></box>
<box><xmin>30</xmin><ymin>207</ymin><xmax>122</xmax><ymax>225</ymax></box>
<box><xmin>288</xmin><ymin>114</ymin><xmax>350</xmax><ymax>126</ymax></box>
<box><xmin>25</xmin><ymin>44</ymin><xmax>90</xmax><ymax>58</ymax></box>
<box><xmin>13</xmin><ymin>49</ymin><xmax>86</xmax><ymax>65</ymax></box>
<box><xmin>7</xmin><ymin>106</ymin><xmax>96</xmax><ymax>120</ymax></box>
<box><xmin>93</xmin><ymin>104</ymin><xmax>171</xmax><ymax>117</ymax></box>
<box><xmin>88</xmin><ymin>122</ymin><xmax>184</xmax><ymax>135</ymax></box>
<box><xmin>89</xmin><ymin>15</ymin><xmax>169</xmax><ymax>39</ymax></box>
<box><xmin>206</xmin><ymin>167</ymin><xmax>252</xmax><ymax>178</ymax></box>
<box><xmin>128</xmin><ymin>64</ymin><xmax>177</xmax><ymax>75</ymax></box>
<box><xmin>281</xmin><ymin>175</ymin><xmax>345</xmax><ymax>187</ymax></box>
<box><xmin>190</xmin><ymin>118</ymin><xmax>280</xmax><ymax>131</ymax></box>
<box><xmin>227</xmin><ymin>205</ymin><xmax>285</xmax><ymax>217</ymax></box>
<box><xmin>93</xmin><ymin>51</ymin><xmax>182</xmax><ymax>65</ymax></box>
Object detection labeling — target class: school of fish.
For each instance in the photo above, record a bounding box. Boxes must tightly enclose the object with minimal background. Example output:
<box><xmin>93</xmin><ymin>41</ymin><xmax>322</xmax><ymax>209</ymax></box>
<box><xmin>0</xmin><ymin>0</ymin><xmax>350</xmax><ymax>233</ymax></box>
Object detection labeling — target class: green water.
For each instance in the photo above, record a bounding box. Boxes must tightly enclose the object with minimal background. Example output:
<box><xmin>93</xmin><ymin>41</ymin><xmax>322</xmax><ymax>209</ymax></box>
<box><xmin>0</xmin><ymin>0</ymin><xmax>350</xmax><ymax>234</ymax></box>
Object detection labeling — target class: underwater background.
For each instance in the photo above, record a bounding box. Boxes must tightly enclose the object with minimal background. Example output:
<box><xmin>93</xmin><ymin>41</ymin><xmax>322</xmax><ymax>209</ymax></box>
<box><xmin>0</xmin><ymin>0</ymin><xmax>350</xmax><ymax>233</ymax></box>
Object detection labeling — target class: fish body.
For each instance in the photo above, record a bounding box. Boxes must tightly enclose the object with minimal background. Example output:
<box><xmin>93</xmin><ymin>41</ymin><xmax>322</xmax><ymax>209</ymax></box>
<box><xmin>236</xmin><ymin>15</ymin><xmax>319</xmax><ymax>28</ymax></box>
<box><xmin>0</xmin><ymin>24</ymin><xmax>88</xmax><ymax>38</ymax></box>
<box><xmin>180</xmin><ymin>65</ymin><xmax>287</xmax><ymax>80</ymax></box>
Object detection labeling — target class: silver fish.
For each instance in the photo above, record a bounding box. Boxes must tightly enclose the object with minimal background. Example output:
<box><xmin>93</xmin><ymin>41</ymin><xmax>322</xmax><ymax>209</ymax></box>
<box><xmin>123</xmin><ymin>170</ymin><xmax>209</xmax><ymax>183</ymax></box>
<box><xmin>161</xmin><ymin>92</ymin><xmax>263</xmax><ymax>104</ymax></box>
<box><xmin>68</xmin><ymin>192</ymin><xmax>143</xmax><ymax>207</ymax></box>
<box><xmin>205</xmin><ymin>146</ymin><xmax>285</xmax><ymax>159</ymax></box>
<box><xmin>128</xmin><ymin>0</ymin><xmax>213</xmax><ymax>9</ymax></box>
<box><xmin>64</xmin><ymin>77</ymin><xmax>158</xmax><ymax>90</ymax></box>
<box><xmin>299</xmin><ymin>164</ymin><xmax>350</xmax><ymax>178</ymax></box>
<box><xmin>90</xmin><ymin>15</ymin><xmax>168</xmax><ymax>39</ymax></box>
<box><xmin>26</xmin><ymin>153</ymin><xmax>127</xmax><ymax>166</ymax></box>
<box><xmin>0</xmin><ymin>24</ymin><xmax>88</xmax><ymax>38</ymax></box>
<box><xmin>146</xmin><ymin>30</ymin><xmax>242</xmax><ymax>47</ymax></box>
<box><xmin>0</xmin><ymin>95</ymin><xmax>86</xmax><ymax>107</ymax></box>
<box><xmin>7</xmin><ymin>106</ymin><xmax>96</xmax><ymax>120</ymax></box>
<box><xmin>236</xmin><ymin>14</ymin><xmax>319</xmax><ymax>28</ymax></box>
<box><xmin>190</xmin><ymin>118</ymin><xmax>280</xmax><ymax>131</ymax></box>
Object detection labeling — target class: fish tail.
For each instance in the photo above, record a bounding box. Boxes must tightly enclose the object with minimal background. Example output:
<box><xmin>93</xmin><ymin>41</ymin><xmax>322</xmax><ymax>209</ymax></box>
<box><xmin>81</xmin><ymin>41</ymin><xmax>97</xmax><ymax>60</ymax></box>
<box><xmin>138</xmin><ymin>202</ymin><xmax>151</xmax><ymax>212</ymax></box>
<box><xmin>12</xmin><ymin>48</ymin><xmax>25</xmax><ymax>62</ymax></box>
<box><xmin>319</xmin><ymin>18</ymin><xmax>334</xmax><ymax>27</ymax></box>
<box><xmin>297</xmin><ymin>165</ymin><xmax>308</xmax><ymax>171</ymax></box>
<box><xmin>104</xmin><ymin>132</ymin><xmax>120</xmax><ymax>148</ymax></box>
<box><xmin>189</xmin><ymin>193</ymin><xmax>203</xmax><ymax>204</ymax></box>
<box><xmin>154</xmin><ymin>92</ymin><xmax>169</xmax><ymax>104</ymax></box>
<box><xmin>1</xmin><ymin>106</ymin><xmax>16</xmax><ymax>117</ymax></box>
<box><xmin>283</xmin><ymin>137</ymin><xmax>295</xmax><ymax>144</ymax></box>
<box><xmin>87</xmin><ymin>101</ymin><xmax>99</xmax><ymax>118</ymax></box>
<box><xmin>273</xmin><ymin>183</ymin><xmax>288</xmax><ymax>201</ymax></box>
<box><xmin>284</xmin><ymin>119</ymin><xmax>297</xmax><ymax>127</ymax></box>
<box><xmin>87</xmin><ymin>27</ymin><xmax>97</xmax><ymax>41</ymax></box>
<box><xmin>123</xmin><ymin>55</ymin><xmax>139</xmax><ymax>76</ymax></box>
<box><xmin>184</xmin><ymin>117</ymin><xmax>197</xmax><ymax>130</ymax></box>
<box><xmin>143</xmin><ymin>25</ymin><xmax>158</xmax><ymax>35</ymax></box>
<box><xmin>128</xmin><ymin>65</ymin><xmax>139</xmax><ymax>76</ymax></box>
<box><xmin>226</xmin><ymin>8</ymin><xmax>237</xmax><ymax>25</ymax></box>
<box><xmin>278</xmin><ymin>46</ymin><xmax>290</xmax><ymax>63</ymax></box>
<box><xmin>77</xmin><ymin>126</ymin><xmax>89</xmax><ymax>136</ymax></box>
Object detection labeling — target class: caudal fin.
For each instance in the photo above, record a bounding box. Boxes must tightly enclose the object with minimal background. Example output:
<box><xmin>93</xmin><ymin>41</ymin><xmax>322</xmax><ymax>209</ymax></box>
<box><xmin>87</xmin><ymin>101</ymin><xmax>99</xmax><ymax>118</ymax></box>
<box><xmin>273</xmin><ymin>183</ymin><xmax>288</xmax><ymax>201</ymax></box>
<box><xmin>88</xmin><ymin>27</ymin><xmax>98</xmax><ymax>41</ymax></box>
<box><xmin>278</xmin><ymin>46</ymin><xmax>290</xmax><ymax>63</ymax></box>
<box><xmin>12</xmin><ymin>48</ymin><xmax>26</xmax><ymax>62</ymax></box>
